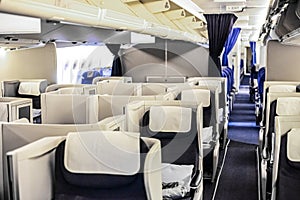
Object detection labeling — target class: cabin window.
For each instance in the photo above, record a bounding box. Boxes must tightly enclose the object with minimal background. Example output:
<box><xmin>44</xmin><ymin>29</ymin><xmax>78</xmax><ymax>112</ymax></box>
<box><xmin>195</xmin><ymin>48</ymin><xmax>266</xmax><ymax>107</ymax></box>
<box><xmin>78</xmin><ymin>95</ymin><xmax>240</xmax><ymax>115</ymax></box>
<box><xmin>56</xmin><ymin>45</ymin><xmax>114</xmax><ymax>84</ymax></box>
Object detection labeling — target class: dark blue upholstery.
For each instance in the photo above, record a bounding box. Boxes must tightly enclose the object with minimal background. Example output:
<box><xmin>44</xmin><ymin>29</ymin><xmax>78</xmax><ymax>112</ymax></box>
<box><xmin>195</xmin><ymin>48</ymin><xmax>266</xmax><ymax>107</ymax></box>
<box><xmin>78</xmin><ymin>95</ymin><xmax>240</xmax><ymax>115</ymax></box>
<box><xmin>277</xmin><ymin>133</ymin><xmax>300</xmax><ymax>200</ymax></box>
<box><xmin>267</xmin><ymin>100</ymin><xmax>277</xmax><ymax>156</ymax></box>
<box><xmin>81</xmin><ymin>70</ymin><xmax>101</xmax><ymax>84</ymax></box>
<box><xmin>54</xmin><ymin>140</ymin><xmax>149</xmax><ymax>200</ymax></box>
<box><xmin>257</xmin><ymin>67</ymin><xmax>266</xmax><ymax>100</ymax></box>
<box><xmin>222</xmin><ymin>67</ymin><xmax>234</xmax><ymax>94</ymax></box>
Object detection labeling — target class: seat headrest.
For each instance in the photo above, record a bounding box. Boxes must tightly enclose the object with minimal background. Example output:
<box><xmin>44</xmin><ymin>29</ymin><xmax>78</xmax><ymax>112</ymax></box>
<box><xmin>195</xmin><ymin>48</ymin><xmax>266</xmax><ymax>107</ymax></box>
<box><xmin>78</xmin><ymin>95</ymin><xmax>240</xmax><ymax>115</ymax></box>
<box><xmin>18</xmin><ymin>81</ymin><xmax>41</xmax><ymax>96</ymax></box>
<box><xmin>149</xmin><ymin>106</ymin><xmax>192</xmax><ymax>133</ymax></box>
<box><xmin>287</xmin><ymin>128</ymin><xmax>300</xmax><ymax>162</ymax></box>
<box><xmin>276</xmin><ymin>97</ymin><xmax>300</xmax><ymax>116</ymax></box>
<box><xmin>181</xmin><ymin>89</ymin><xmax>210</xmax><ymax>107</ymax></box>
<box><xmin>268</xmin><ymin>85</ymin><xmax>296</xmax><ymax>93</ymax></box>
<box><xmin>64</xmin><ymin>131</ymin><xmax>141</xmax><ymax>175</ymax></box>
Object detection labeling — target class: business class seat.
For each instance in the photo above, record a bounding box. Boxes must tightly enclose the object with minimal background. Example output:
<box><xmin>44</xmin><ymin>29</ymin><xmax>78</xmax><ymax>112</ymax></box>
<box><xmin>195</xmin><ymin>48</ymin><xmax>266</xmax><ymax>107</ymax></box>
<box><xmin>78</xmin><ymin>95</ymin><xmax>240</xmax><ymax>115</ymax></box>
<box><xmin>261</xmin><ymin>97</ymin><xmax>300</xmax><ymax>200</ymax></box>
<box><xmin>261</xmin><ymin>92</ymin><xmax>300</xmax><ymax>157</ymax></box>
<box><xmin>271</xmin><ymin>115</ymin><xmax>300</xmax><ymax>200</ymax></box>
<box><xmin>260</xmin><ymin>81</ymin><xmax>300</xmax><ymax>127</ymax></box>
<box><xmin>259</xmin><ymin>84</ymin><xmax>299</xmax><ymax>151</ymax></box>
<box><xmin>0</xmin><ymin>121</ymin><xmax>119</xmax><ymax>199</ymax></box>
<box><xmin>6</xmin><ymin>131</ymin><xmax>162</xmax><ymax>200</ymax></box>
<box><xmin>187</xmin><ymin>77</ymin><xmax>228</xmax><ymax>148</ymax></box>
<box><xmin>45</xmin><ymin>84</ymin><xmax>97</xmax><ymax>95</ymax></box>
<box><xmin>81</xmin><ymin>70</ymin><xmax>101</xmax><ymax>84</ymax></box>
<box><xmin>126</xmin><ymin>101</ymin><xmax>203</xmax><ymax>199</ymax></box>
<box><xmin>2</xmin><ymin>79</ymin><xmax>47</xmax><ymax>109</ymax></box>
<box><xmin>179</xmin><ymin>89</ymin><xmax>219</xmax><ymax>182</ymax></box>
<box><xmin>274</xmin><ymin>129</ymin><xmax>300</xmax><ymax>200</ymax></box>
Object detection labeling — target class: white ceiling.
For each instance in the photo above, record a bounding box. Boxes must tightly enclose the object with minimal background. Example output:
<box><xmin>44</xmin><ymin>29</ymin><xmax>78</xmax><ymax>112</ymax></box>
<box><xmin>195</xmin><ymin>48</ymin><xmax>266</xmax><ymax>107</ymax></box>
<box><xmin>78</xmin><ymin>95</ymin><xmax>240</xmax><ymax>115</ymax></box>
<box><xmin>194</xmin><ymin>0</ymin><xmax>271</xmax><ymax>42</ymax></box>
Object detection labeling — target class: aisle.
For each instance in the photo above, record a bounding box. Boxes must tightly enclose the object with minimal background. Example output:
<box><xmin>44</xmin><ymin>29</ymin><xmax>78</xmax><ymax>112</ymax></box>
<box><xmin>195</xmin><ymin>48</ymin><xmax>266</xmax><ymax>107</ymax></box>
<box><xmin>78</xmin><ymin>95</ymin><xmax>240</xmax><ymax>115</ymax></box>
<box><xmin>204</xmin><ymin>76</ymin><xmax>260</xmax><ymax>200</ymax></box>
<box><xmin>228</xmin><ymin>85</ymin><xmax>259</xmax><ymax>145</ymax></box>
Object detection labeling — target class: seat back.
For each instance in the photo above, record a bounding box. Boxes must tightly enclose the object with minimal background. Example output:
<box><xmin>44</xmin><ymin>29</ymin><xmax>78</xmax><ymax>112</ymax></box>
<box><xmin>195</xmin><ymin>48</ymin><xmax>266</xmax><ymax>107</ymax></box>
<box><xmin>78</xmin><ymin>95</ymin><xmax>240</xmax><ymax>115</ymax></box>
<box><xmin>2</xmin><ymin>80</ymin><xmax>20</xmax><ymax>97</ymax></box>
<box><xmin>180</xmin><ymin>89</ymin><xmax>211</xmax><ymax>128</ymax></box>
<box><xmin>140</xmin><ymin>105</ymin><xmax>199</xmax><ymax>167</ymax></box>
<box><xmin>45</xmin><ymin>84</ymin><xmax>86</xmax><ymax>93</ymax></box>
<box><xmin>41</xmin><ymin>93</ymin><xmax>90</xmax><ymax>124</ymax></box>
<box><xmin>126</xmin><ymin>101</ymin><xmax>202</xmax><ymax>167</ymax></box>
<box><xmin>261</xmin><ymin>81</ymin><xmax>300</xmax><ymax>125</ymax></box>
<box><xmin>81</xmin><ymin>70</ymin><xmax>100</xmax><ymax>84</ymax></box>
<box><xmin>273</xmin><ymin>116</ymin><xmax>300</xmax><ymax>200</ymax></box>
<box><xmin>187</xmin><ymin>77</ymin><xmax>226</xmax><ymax>111</ymax></box>
<box><xmin>97</xmin><ymin>80</ymin><xmax>139</xmax><ymax>95</ymax></box>
<box><xmin>2</xmin><ymin>79</ymin><xmax>47</xmax><ymax>109</ymax></box>
<box><xmin>263</xmin><ymin>93</ymin><xmax>300</xmax><ymax>153</ymax></box>
<box><xmin>87</xmin><ymin>94</ymin><xmax>175</xmax><ymax>123</ymax></box>
<box><xmin>0</xmin><ymin>97</ymin><xmax>33</xmax><ymax>122</ymax></box>
<box><xmin>275</xmin><ymin>128</ymin><xmax>300</xmax><ymax>200</ymax></box>
<box><xmin>0</xmin><ymin>122</ymin><xmax>108</xmax><ymax>200</ymax></box>
<box><xmin>55</xmin><ymin>131</ymin><xmax>158</xmax><ymax>200</ymax></box>
<box><xmin>6</xmin><ymin>131</ymin><xmax>162</xmax><ymax>200</ymax></box>
<box><xmin>140</xmin><ymin>83</ymin><xmax>168</xmax><ymax>95</ymax></box>
<box><xmin>134</xmin><ymin>102</ymin><xmax>203</xmax><ymax>199</ymax></box>
<box><xmin>189</xmin><ymin>85</ymin><xmax>220</xmax><ymax>139</ymax></box>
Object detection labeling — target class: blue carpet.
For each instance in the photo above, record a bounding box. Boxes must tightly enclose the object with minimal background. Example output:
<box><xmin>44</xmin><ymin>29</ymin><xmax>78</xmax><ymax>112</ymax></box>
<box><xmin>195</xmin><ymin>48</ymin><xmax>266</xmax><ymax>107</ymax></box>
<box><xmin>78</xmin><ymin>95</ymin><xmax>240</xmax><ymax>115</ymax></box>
<box><xmin>228</xmin><ymin>85</ymin><xmax>259</xmax><ymax>145</ymax></box>
<box><xmin>209</xmin><ymin>80</ymin><xmax>259</xmax><ymax>200</ymax></box>
<box><xmin>214</xmin><ymin>141</ymin><xmax>258</xmax><ymax>200</ymax></box>
<box><xmin>228</xmin><ymin>126</ymin><xmax>259</xmax><ymax>145</ymax></box>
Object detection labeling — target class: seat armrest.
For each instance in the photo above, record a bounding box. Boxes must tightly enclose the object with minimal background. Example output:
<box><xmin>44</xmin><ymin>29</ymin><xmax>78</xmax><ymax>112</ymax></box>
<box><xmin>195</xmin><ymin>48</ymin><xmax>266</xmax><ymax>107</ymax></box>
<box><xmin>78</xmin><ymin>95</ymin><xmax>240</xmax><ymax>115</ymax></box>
<box><xmin>190</xmin><ymin>170</ymin><xmax>202</xmax><ymax>189</ymax></box>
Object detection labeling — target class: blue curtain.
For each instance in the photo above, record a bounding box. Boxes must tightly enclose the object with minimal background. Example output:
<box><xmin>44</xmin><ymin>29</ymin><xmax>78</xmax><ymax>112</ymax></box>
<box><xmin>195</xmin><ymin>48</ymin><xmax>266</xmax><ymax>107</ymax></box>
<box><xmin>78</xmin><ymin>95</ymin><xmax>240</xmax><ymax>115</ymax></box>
<box><xmin>249</xmin><ymin>41</ymin><xmax>256</xmax><ymax>66</ymax></box>
<box><xmin>204</xmin><ymin>14</ymin><xmax>237</xmax><ymax>76</ymax></box>
<box><xmin>222</xmin><ymin>28</ymin><xmax>241</xmax><ymax>66</ymax></box>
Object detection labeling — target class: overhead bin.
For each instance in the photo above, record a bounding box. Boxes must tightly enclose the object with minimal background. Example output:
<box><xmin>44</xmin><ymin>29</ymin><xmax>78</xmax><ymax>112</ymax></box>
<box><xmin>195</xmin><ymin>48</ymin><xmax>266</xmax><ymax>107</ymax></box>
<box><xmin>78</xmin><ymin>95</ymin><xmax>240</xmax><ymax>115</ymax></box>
<box><xmin>0</xmin><ymin>0</ymin><xmax>148</xmax><ymax>32</ymax></box>
<box><xmin>142</xmin><ymin>22</ymin><xmax>170</xmax><ymax>38</ymax></box>
<box><xmin>0</xmin><ymin>0</ymin><xmax>208</xmax><ymax>43</ymax></box>
<box><xmin>99</xmin><ymin>9</ymin><xmax>147</xmax><ymax>31</ymax></box>
<box><xmin>261</xmin><ymin>0</ymin><xmax>300</xmax><ymax>45</ymax></box>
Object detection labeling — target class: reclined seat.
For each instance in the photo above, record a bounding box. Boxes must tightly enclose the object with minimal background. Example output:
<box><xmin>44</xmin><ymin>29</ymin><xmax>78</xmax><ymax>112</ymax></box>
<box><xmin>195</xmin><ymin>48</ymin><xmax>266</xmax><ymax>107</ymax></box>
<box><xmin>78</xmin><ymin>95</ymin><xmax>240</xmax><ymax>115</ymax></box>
<box><xmin>127</xmin><ymin>102</ymin><xmax>203</xmax><ymax>199</ymax></box>
<box><xmin>6</xmin><ymin>131</ymin><xmax>162</xmax><ymax>200</ymax></box>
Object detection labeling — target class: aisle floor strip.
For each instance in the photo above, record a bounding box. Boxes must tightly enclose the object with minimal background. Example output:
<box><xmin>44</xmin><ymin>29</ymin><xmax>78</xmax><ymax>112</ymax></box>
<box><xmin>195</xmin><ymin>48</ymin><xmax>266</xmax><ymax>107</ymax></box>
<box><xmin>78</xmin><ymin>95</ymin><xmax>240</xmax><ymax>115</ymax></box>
<box><xmin>211</xmin><ymin>139</ymin><xmax>231</xmax><ymax>200</ymax></box>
